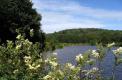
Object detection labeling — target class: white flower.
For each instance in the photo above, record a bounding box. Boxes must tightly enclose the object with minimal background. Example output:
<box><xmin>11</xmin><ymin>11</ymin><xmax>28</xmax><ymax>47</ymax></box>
<box><xmin>75</xmin><ymin>54</ymin><xmax>83</xmax><ymax>62</ymax></box>
<box><xmin>53</xmin><ymin>52</ymin><xmax>57</xmax><ymax>55</ymax></box>
<box><xmin>113</xmin><ymin>50</ymin><xmax>117</xmax><ymax>54</ymax></box>
<box><xmin>117</xmin><ymin>47</ymin><xmax>122</xmax><ymax>52</ymax></box>
<box><xmin>90</xmin><ymin>67</ymin><xmax>99</xmax><ymax>73</ymax></box>
<box><xmin>66</xmin><ymin>63</ymin><xmax>75</xmax><ymax>69</ymax></box>
<box><xmin>92</xmin><ymin>50</ymin><xmax>100</xmax><ymax>58</ymax></box>
<box><xmin>30</xmin><ymin>29</ymin><xmax>34</xmax><ymax>36</ymax></box>
<box><xmin>86</xmin><ymin>67</ymin><xmax>99</xmax><ymax>76</ymax></box>
<box><xmin>92</xmin><ymin>67</ymin><xmax>99</xmax><ymax>71</ymax></box>
<box><xmin>30</xmin><ymin>29</ymin><xmax>34</xmax><ymax>33</ymax></box>
<box><xmin>16</xmin><ymin>44</ymin><xmax>21</xmax><ymax>50</ymax></box>
<box><xmin>13</xmin><ymin>69</ymin><xmax>18</xmax><ymax>74</ymax></box>
<box><xmin>113</xmin><ymin>47</ymin><xmax>122</xmax><ymax>55</ymax></box>
<box><xmin>25</xmin><ymin>39</ymin><xmax>32</xmax><ymax>45</ymax></box>
<box><xmin>82</xmin><ymin>70</ymin><xmax>88</xmax><ymax>73</ymax></box>
<box><xmin>43</xmin><ymin>75</ymin><xmax>52</xmax><ymax>80</ymax></box>
<box><xmin>107</xmin><ymin>42</ymin><xmax>115</xmax><ymax>48</ymax></box>
<box><xmin>16</xmin><ymin>34</ymin><xmax>21</xmax><ymax>39</ymax></box>
<box><xmin>28</xmin><ymin>64</ymin><xmax>40</xmax><ymax>70</ymax></box>
<box><xmin>35</xmin><ymin>65</ymin><xmax>40</xmax><ymax>68</ymax></box>
<box><xmin>50</xmin><ymin>61</ymin><xmax>58</xmax><ymax>67</ymax></box>
<box><xmin>24</xmin><ymin>56</ymin><xmax>31</xmax><ymax>63</ymax></box>
<box><xmin>45</xmin><ymin>59</ymin><xmax>49</xmax><ymax>63</ymax></box>
<box><xmin>52</xmin><ymin>58</ymin><xmax>57</xmax><ymax>61</ymax></box>
<box><xmin>28</xmin><ymin>64</ymin><xmax>35</xmax><ymax>70</ymax></box>
<box><xmin>24</xmin><ymin>56</ymin><xmax>31</xmax><ymax>60</ymax></box>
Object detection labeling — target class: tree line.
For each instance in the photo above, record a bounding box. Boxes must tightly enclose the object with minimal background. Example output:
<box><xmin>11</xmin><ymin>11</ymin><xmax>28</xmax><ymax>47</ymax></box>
<box><xmin>46</xmin><ymin>28</ymin><xmax>122</xmax><ymax>46</ymax></box>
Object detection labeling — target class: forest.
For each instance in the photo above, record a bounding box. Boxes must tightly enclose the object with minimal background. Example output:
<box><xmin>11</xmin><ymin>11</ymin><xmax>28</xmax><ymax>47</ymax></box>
<box><xmin>46</xmin><ymin>28</ymin><xmax>122</xmax><ymax>46</ymax></box>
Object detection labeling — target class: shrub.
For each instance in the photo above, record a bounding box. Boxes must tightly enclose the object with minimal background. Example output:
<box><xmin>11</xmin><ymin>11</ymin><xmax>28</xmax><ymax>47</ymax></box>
<box><xmin>0</xmin><ymin>30</ymin><xmax>122</xmax><ymax>80</ymax></box>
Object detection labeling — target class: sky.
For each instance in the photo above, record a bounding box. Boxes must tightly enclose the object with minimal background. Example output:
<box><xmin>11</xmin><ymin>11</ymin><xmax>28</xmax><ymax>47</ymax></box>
<box><xmin>32</xmin><ymin>0</ymin><xmax>122</xmax><ymax>33</ymax></box>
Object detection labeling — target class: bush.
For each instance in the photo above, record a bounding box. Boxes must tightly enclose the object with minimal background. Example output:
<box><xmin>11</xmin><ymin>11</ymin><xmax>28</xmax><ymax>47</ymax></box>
<box><xmin>0</xmin><ymin>30</ymin><xmax>45</xmax><ymax>79</ymax></box>
<box><xmin>0</xmin><ymin>30</ymin><xmax>122</xmax><ymax>80</ymax></box>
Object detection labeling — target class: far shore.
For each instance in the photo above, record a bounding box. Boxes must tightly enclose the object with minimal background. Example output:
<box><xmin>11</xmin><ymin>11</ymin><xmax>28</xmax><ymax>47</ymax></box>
<box><xmin>56</xmin><ymin>42</ymin><xmax>121</xmax><ymax>49</ymax></box>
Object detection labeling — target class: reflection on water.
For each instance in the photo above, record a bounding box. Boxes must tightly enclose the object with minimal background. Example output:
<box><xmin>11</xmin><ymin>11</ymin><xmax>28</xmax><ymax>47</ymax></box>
<box><xmin>56</xmin><ymin>46</ymin><xmax>122</xmax><ymax>80</ymax></box>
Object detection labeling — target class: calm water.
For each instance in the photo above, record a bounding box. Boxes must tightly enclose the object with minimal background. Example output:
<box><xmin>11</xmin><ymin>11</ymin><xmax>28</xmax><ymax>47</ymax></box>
<box><xmin>55</xmin><ymin>46</ymin><xmax>122</xmax><ymax>80</ymax></box>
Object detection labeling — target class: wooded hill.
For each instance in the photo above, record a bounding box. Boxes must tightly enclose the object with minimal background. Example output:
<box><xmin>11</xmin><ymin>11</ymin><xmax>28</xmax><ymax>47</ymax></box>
<box><xmin>46</xmin><ymin>28</ymin><xmax>122</xmax><ymax>46</ymax></box>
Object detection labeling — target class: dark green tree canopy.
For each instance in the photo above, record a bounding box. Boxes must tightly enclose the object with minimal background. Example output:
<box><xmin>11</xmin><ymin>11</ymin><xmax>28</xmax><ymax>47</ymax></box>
<box><xmin>46</xmin><ymin>28</ymin><xmax>122</xmax><ymax>46</ymax></box>
<box><xmin>0</xmin><ymin>0</ymin><xmax>45</xmax><ymax>49</ymax></box>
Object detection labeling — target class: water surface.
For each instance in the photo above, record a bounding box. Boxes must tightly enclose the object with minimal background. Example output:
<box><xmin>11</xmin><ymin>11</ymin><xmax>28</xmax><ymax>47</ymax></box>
<box><xmin>56</xmin><ymin>46</ymin><xmax>122</xmax><ymax>80</ymax></box>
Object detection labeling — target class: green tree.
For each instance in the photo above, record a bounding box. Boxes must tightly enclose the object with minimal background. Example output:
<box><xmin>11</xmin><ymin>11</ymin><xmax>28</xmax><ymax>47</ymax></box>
<box><xmin>47</xmin><ymin>28</ymin><xmax>122</xmax><ymax>46</ymax></box>
<box><xmin>0</xmin><ymin>0</ymin><xmax>45</xmax><ymax>49</ymax></box>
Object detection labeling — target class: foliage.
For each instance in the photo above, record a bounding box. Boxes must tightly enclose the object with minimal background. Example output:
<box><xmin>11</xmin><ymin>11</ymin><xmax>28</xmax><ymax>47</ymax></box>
<box><xmin>45</xmin><ymin>35</ymin><xmax>63</xmax><ymax>51</ymax></box>
<box><xmin>0</xmin><ymin>0</ymin><xmax>45</xmax><ymax>50</ymax></box>
<box><xmin>43</xmin><ymin>43</ymin><xmax>122</xmax><ymax>80</ymax></box>
<box><xmin>0</xmin><ymin>30</ymin><xmax>45</xmax><ymax>79</ymax></box>
<box><xmin>46</xmin><ymin>28</ymin><xmax>122</xmax><ymax>46</ymax></box>
<box><xmin>0</xmin><ymin>30</ymin><xmax>122</xmax><ymax>80</ymax></box>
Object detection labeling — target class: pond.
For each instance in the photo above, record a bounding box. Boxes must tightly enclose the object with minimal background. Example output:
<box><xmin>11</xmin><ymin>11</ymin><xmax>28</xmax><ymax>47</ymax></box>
<box><xmin>56</xmin><ymin>46</ymin><xmax>122</xmax><ymax>80</ymax></box>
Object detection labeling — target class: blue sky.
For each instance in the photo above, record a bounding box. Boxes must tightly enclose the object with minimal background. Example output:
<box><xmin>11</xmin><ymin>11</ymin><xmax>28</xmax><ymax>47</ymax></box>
<box><xmin>32</xmin><ymin>0</ymin><xmax>122</xmax><ymax>33</ymax></box>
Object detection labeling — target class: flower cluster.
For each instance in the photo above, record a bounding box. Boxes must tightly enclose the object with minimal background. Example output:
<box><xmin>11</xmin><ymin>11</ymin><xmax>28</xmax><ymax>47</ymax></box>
<box><xmin>1</xmin><ymin>30</ymin><xmax>122</xmax><ymax>80</ymax></box>
<box><xmin>45</xmin><ymin>58</ymin><xmax>58</xmax><ymax>68</ymax></box>
<box><xmin>84</xmin><ymin>67</ymin><xmax>99</xmax><ymax>78</ymax></box>
<box><xmin>75</xmin><ymin>54</ymin><xmax>83</xmax><ymax>62</ymax></box>
<box><xmin>24</xmin><ymin>56</ymin><xmax>41</xmax><ymax>70</ymax></box>
<box><xmin>113</xmin><ymin>47</ymin><xmax>122</xmax><ymax>55</ymax></box>
<box><xmin>66</xmin><ymin>63</ymin><xmax>75</xmax><ymax>70</ymax></box>
<box><xmin>92</xmin><ymin>50</ymin><xmax>100</xmax><ymax>58</ymax></box>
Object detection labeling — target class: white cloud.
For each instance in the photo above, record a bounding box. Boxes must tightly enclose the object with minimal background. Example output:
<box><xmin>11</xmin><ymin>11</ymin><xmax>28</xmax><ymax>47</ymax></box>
<box><xmin>33</xmin><ymin>0</ymin><xmax>122</xmax><ymax>20</ymax></box>
<box><xmin>43</xmin><ymin>23</ymin><xmax>104</xmax><ymax>33</ymax></box>
<box><xmin>42</xmin><ymin>12</ymin><xmax>104</xmax><ymax>33</ymax></box>
<box><xmin>32</xmin><ymin>0</ymin><xmax>122</xmax><ymax>33</ymax></box>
